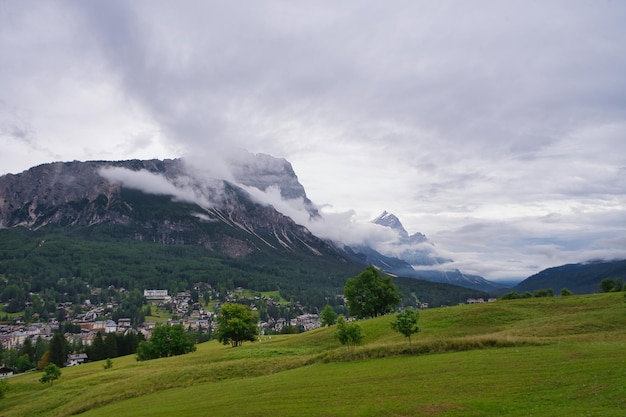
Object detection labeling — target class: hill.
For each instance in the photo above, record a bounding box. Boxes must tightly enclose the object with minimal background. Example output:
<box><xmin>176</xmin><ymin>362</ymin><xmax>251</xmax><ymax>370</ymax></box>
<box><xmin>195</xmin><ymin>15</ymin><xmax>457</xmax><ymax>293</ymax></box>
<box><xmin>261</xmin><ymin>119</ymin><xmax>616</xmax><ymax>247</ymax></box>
<box><xmin>511</xmin><ymin>259</ymin><xmax>626</xmax><ymax>294</ymax></box>
<box><xmin>2</xmin><ymin>292</ymin><xmax>625</xmax><ymax>416</ymax></box>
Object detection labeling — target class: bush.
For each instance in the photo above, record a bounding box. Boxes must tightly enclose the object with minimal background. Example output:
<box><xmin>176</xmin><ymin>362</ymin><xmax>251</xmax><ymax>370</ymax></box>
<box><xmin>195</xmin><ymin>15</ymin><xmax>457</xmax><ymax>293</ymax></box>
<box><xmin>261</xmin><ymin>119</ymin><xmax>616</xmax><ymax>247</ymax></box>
<box><xmin>500</xmin><ymin>292</ymin><xmax>520</xmax><ymax>300</ymax></box>
<box><xmin>600</xmin><ymin>279</ymin><xmax>615</xmax><ymax>293</ymax></box>
<box><xmin>335</xmin><ymin>315</ymin><xmax>363</xmax><ymax>352</ymax></box>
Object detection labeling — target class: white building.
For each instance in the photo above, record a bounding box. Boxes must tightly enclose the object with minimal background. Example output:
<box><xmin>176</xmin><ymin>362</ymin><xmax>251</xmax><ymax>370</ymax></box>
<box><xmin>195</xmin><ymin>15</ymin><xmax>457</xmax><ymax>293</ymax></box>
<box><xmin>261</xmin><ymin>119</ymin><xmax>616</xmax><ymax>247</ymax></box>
<box><xmin>144</xmin><ymin>289</ymin><xmax>169</xmax><ymax>300</ymax></box>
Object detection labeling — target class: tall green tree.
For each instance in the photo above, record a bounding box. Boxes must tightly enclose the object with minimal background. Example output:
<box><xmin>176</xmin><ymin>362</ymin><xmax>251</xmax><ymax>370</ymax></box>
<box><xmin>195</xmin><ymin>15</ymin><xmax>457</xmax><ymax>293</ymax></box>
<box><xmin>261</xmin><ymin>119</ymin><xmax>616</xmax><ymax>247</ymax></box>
<box><xmin>319</xmin><ymin>304</ymin><xmax>338</xmax><ymax>327</ymax></box>
<box><xmin>89</xmin><ymin>331</ymin><xmax>106</xmax><ymax>361</ymax></box>
<box><xmin>104</xmin><ymin>332</ymin><xmax>118</xmax><ymax>359</ymax></box>
<box><xmin>343</xmin><ymin>267</ymin><xmax>402</xmax><ymax>319</ymax></box>
<box><xmin>19</xmin><ymin>338</ymin><xmax>35</xmax><ymax>364</ymax></box>
<box><xmin>391</xmin><ymin>308</ymin><xmax>420</xmax><ymax>349</ymax></box>
<box><xmin>48</xmin><ymin>332</ymin><xmax>68</xmax><ymax>367</ymax></box>
<box><xmin>215</xmin><ymin>303</ymin><xmax>258</xmax><ymax>347</ymax></box>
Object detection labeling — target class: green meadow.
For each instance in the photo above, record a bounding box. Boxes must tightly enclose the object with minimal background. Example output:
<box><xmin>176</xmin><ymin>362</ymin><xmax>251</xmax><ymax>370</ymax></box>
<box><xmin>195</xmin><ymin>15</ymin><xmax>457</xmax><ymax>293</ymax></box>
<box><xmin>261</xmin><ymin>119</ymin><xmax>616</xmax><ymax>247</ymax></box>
<box><xmin>2</xmin><ymin>293</ymin><xmax>625</xmax><ymax>416</ymax></box>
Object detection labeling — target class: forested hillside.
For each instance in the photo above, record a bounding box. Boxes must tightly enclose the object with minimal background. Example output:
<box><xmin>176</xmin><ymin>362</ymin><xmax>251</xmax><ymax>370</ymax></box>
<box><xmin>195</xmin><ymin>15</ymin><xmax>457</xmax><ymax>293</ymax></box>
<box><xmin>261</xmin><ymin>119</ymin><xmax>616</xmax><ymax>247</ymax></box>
<box><xmin>0</xmin><ymin>226</ymin><xmax>487</xmax><ymax>315</ymax></box>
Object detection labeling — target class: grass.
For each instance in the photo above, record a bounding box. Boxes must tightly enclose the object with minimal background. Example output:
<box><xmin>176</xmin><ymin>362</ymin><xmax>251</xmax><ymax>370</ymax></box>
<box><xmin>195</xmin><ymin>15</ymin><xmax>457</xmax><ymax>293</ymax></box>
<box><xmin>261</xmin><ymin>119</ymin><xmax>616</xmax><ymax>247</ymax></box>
<box><xmin>261</xmin><ymin>290</ymin><xmax>288</xmax><ymax>303</ymax></box>
<box><xmin>1</xmin><ymin>293</ymin><xmax>625</xmax><ymax>416</ymax></box>
<box><xmin>144</xmin><ymin>304</ymin><xmax>171</xmax><ymax>323</ymax></box>
<box><xmin>0</xmin><ymin>305</ymin><xmax>23</xmax><ymax>319</ymax></box>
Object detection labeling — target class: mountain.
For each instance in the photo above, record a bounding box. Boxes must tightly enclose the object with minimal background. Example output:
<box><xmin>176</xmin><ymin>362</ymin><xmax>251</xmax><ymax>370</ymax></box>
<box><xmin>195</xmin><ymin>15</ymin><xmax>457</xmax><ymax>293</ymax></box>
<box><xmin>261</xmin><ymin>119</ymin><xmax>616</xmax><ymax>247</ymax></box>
<box><xmin>366</xmin><ymin>211</ymin><xmax>507</xmax><ymax>292</ymax></box>
<box><xmin>0</xmin><ymin>155</ymin><xmax>489</xmax><ymax>308</ymax></box>
<box><xmin>0</xmin><ymin>157</ymin><xmax>323</xmax><ymax>253</ymax></box>
<box><xmin>371</xmin><ymin>211</ymin><xmax>449</xmax><ymax>265</ymax></box>
<box><xmin>511</xmin><ymin>259</ymin><xmax>626</xmax><ymax>294</ymax></box>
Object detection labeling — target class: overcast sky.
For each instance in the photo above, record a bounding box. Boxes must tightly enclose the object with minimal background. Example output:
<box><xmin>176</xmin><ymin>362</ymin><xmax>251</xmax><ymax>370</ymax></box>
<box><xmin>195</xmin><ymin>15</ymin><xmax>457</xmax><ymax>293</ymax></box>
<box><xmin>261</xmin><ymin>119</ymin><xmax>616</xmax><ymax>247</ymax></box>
<box><xmin>1</xmin><ymin>1</ymin><xmax>625</xmax><ymax>281</ymax></box>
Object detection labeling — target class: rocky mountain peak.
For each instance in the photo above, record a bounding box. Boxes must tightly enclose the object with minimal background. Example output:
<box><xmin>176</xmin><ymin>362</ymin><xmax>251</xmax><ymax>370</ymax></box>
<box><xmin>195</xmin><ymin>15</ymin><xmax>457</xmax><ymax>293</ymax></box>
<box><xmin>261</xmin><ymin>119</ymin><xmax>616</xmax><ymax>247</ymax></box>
<box><xmin>372</xmin><ymin>211</ymin><xmax>408</xmax><ymax>237</ymax></box>
<box><xmin>372</xmin><ymin>211</ymin><xmax>427</xmax><ymax>244</ymax></box>
<box><xmin>0</xmin><ymin>155</ymin><xmax>331</xmax><ymax>259</ymax></box>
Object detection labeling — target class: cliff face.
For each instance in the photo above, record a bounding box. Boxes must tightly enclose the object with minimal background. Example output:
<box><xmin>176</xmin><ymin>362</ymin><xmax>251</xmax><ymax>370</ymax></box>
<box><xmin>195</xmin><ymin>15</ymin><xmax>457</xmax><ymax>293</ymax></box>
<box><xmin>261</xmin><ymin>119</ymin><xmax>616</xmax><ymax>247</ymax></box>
<box><xmin>0</xmin><ymin>155</ymin><xmax>334</xmax><ymax>259</ymax></box>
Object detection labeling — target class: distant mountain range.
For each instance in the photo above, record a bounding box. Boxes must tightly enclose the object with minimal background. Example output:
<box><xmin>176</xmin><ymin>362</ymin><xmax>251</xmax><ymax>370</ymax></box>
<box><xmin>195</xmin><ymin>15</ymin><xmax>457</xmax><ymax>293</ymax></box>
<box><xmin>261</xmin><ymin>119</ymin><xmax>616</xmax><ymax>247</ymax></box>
<box><xmin>360</xmin><ymin>211</ymin><xmax>506</xmax><ymax>292</ymax></box>
<box><xmin>510</xmin><ymin>259</ymin><xmax>626</xmax><ymax>295</ymax></box>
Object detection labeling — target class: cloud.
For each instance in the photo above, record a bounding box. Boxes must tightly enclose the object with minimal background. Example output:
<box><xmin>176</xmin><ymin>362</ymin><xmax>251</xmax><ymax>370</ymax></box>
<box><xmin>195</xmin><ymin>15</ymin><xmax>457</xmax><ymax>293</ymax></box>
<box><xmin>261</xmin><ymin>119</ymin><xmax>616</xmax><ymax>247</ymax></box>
<box><xmin>1</xmin><ymin>1</ymin><xmax>625</xmax><ymax>281</ymax></box>
<box><xmin>98</xmin><ymin>167</ymin><xmax>214</xmax><ymax>208</ymax></box>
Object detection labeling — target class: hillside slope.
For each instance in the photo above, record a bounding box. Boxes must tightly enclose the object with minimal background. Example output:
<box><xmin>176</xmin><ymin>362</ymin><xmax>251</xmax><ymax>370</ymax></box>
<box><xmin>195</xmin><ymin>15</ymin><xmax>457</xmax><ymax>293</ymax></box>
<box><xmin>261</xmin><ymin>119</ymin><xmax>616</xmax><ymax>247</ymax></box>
<box><xmin>2</xmin><ymin>292</ymin><xmax>625</xmax><ymax>417</ymax></box>
<box><xmin>512</xmin><ymin>259</ymin><xmax>626</xmax><ymax>294</ymax></box>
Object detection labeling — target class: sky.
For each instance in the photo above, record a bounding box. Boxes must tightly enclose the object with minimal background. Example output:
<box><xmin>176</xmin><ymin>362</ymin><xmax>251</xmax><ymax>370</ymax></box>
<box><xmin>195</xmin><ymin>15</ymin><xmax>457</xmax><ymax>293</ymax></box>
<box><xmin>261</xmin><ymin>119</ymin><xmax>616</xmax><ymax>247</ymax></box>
<box><xmin>1</xmin><ymin>1</ymin><xmax>625</xmax><ymax>282</ymax></box>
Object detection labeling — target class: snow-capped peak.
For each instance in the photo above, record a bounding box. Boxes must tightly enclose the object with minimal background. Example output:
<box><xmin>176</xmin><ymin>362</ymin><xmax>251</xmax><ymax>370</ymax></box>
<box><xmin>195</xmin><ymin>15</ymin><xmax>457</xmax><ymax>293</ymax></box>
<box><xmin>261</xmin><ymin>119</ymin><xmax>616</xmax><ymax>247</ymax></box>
<box><xmin>372</xmin><ymin>211</ymin><xmax>409</xmax><ymax>238</ymax></box>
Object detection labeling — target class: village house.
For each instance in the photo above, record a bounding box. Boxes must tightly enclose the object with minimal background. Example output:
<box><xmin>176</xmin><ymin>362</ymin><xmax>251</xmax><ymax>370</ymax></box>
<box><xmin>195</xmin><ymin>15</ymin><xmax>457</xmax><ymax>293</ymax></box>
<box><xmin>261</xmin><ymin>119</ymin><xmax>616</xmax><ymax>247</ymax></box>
<box><xmin>66</xmin><ymin>353</ymin><xmax>88</xmax><ymax>367</ymax></box>
<box><xmin>292</xmin><ymin>314</ymin><xmax>320</xmax><ymax>331</ymax></box>
<box><xmin>117</xmin><ymin>318</ymin><xmax>132</xmax><ymax>332</ymax></box>
<box><xmin>144</xmin><ymin>289</ymin><xmax>169</xmax><ymax>300</ymax></box>
<box><xmin>0</xmin><ymin>366</ymin><xmax>14</xmax><ymax>378</ymax></box>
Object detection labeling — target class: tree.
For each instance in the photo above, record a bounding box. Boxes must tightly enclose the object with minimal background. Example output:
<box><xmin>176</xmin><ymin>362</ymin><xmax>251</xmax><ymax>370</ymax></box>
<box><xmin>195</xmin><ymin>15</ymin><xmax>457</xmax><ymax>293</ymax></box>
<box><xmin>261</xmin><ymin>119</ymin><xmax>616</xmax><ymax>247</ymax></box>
<box><xmin>1</xmin><ymin>348</ymin><xmax>18</xmax><ymax>371</ymax></box>
<box><xmin>39</xmin><ymin>363</ymin><xmax>61</xmax><ymax>385</ymax></box>
<box><xmin>560</xmin><ymin>288</ymin><xmax>573</xmax><ymax>296</ymax></box>
<box><xmin>37</xmin><ymin>351</ymin><xmax>50</xmax><ymax>370</ymax></box>
<box><xmin>19</xmin><ymin>338</ymin><xmax>35</xmax><ymax>364</ymax></box>
<box><xmin>613</xmin><ymin>279</ymin><xmax>623</xmax><ymax>292</ymax></box>
<box><xmin>319</xmin><ymin>304</ymin><xmax>338</xmax><ymax>327</ymax></box>
<box><xmin>89</xmin><ymin>331</ymin><xmax>106</xmax><ymax>361</ymax></box>
<box><xmin>48</xmin><ymin>332</ymin><xmax>68</xmax><ymax>368</ymax></box>
<box><xmin>33</xmin><ymin>336</ymin><xmax>48</xmax><ymax>369</ymax></box>
<box><xmin>343</xmin><ymin>267</ymin><xmax>402</xmax><ymax>319</ymax></box>
<box><xmin>16</xmin><ymin>354</ymin><xmax>34</xmax><ymax>373</ymax></box>
<box><xmin>391</xmin><ymin>308</ymin><xmax>420</xmax><ymax>349</ymax></box>
<box><xmin>335</xmin><ymin>315</ymin><xmax>363</xmax><ymax>352</ymax></box>
<box><xmin>600</xmin><ymin>279</ymin><xmax>615</xmax><ymax>293</ymax></box>
<box><xmin>500</xmin><ymin>292</ymin><xmax>520</xmax><ymax>300</ymax></box>
<box><xmin>215</xmin><ymin>303</ymin><xmax>258</xmax><ymax>347</ymax></box>
<box><xmin>104</xmin><ymin>332</ymin><xmax>118</xmax><ymax>359</ymax></box>
<box><xmin>533</xmin><ymin>288</ymin><xmax>554</xmax><ymax>298</ymax></box>
<box><xmin>136</xmin><ymin>324</ymin><xmax>195</xmax><ymax>361</ymax></box>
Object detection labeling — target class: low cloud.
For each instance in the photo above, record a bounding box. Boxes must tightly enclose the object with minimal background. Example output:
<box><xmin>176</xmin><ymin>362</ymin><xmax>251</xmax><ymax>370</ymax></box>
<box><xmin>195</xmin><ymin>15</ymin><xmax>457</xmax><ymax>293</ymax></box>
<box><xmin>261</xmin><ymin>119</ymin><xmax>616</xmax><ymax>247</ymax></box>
<box><xmin>98</xmin><ymin>166</ymin><xmax>214</xmax><ymax>208</ymax></box>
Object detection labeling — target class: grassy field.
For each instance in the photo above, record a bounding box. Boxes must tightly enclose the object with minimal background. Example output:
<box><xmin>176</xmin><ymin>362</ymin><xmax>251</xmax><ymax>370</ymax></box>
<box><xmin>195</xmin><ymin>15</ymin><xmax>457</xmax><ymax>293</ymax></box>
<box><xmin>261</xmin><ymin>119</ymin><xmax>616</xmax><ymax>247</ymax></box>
<box><xmin>1</xmin><ymin>293</ymin><xmax>625</xmax><ymax>416</ymax></box>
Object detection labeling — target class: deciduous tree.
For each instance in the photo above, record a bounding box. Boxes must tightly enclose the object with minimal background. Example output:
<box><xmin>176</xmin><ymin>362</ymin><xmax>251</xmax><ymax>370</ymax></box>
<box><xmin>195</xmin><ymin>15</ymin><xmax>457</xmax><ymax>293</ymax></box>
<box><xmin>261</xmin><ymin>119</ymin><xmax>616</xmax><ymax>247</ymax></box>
<box><xmin>136</xmin><ymin>324</ymin><xmax>196</xmax><ymax>361</ymax></box>
<box><xmin>320</xmin><ymin>304</ymin><xmax>338</xmax><ymax>327</ymax></box>
<box><xmin>37</xmin><ymin>350</ymin><xmax>50</xmax><ymax>370</ymax></box>
<box><xmin>39</xmin><ymin>363</ymin><xmax>61</xmax><ymax>385</ymax></box>
<box><xmin>335</xmin><ymin>315</ymin><xmax>363</xmax><ymax>352</ymax></box>
<box><xmin>600</xmin><ymin>279</ymin><xmax>615</xmax><ymax>292</ymax></box>
<box><xmin>344</xmin><ymin>267</ymin><xmax>401</xmax><ymax>319</ymax></box>
<box><xmin>215</xmin><ymin>303</ymin><xmax>258</xmax><ymax>347</ymax></box>
<box><xmin>391</xmin><ymin>308</ymin><xmax>420</xmax><ymax>349</ymax></box>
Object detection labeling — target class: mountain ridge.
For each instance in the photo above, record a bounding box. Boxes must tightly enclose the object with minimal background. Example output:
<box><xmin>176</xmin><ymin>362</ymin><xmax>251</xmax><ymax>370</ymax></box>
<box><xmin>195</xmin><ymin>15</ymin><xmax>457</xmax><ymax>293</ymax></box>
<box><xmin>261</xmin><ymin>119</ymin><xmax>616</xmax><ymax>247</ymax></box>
<box><xmin>511</xmin><ymin>259</ymin><xmax>626</xmax><ymax>294</ymax></box>
<box><xmin>367</xmin><ymin>210</ymin><xmax>505</xmax><ymax>292</ymax></box>
<box><xmin>0</xmin><ymin>155</ymin><xmax>490</xmax><ymax>309</ymax></box>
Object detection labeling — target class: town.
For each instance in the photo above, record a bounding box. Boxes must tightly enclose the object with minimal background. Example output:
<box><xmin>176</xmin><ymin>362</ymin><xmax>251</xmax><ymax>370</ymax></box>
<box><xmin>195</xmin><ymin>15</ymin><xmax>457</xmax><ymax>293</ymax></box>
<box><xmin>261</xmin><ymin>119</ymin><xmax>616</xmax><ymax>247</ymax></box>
<box><xmin>1</xmin><ymin>284</ymin><xmax>331</xmax><ymax>372</ymax></box>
